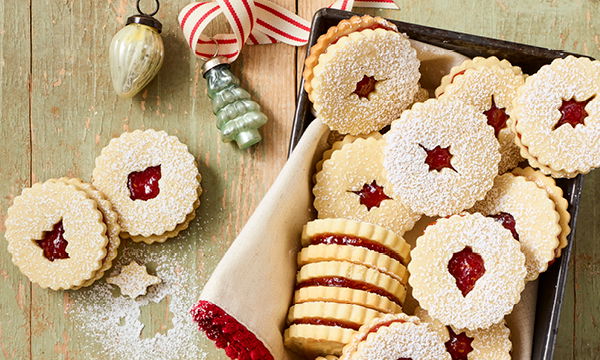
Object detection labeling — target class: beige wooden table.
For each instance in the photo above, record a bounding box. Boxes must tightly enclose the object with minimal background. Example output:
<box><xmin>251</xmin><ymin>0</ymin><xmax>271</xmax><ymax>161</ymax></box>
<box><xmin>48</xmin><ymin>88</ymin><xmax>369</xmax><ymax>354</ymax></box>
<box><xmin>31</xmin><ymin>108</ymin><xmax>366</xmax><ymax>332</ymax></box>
<box><xmin>0</xmin><ymin>0</ymin><xmax>598</xmax><ymax>358</ymax></box>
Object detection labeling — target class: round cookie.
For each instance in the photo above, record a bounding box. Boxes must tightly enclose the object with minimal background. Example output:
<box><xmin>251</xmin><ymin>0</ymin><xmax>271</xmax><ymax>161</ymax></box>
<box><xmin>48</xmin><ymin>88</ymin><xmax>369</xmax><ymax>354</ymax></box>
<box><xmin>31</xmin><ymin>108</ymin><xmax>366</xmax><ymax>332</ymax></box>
<box><xmin>415</xmin><ymin>307</ymin><xmax>511</xmax><ymax>360</ymax></box>
<box><xmin>435</xmin><ymin>56</ymin><xmax>524</xmax><ymax>97</ymax></box>
<box><xmin>5</xmin><ymin>180</ymin><xmax>109</xmax><ymax>290</ymax></box>
<box><xmin>314</xmin><ymin>136</ymin><xmax>420</xmax><ymax>235</ymax></box>
<box><xmin>50</xmin><ymin>178</ymin><xmax>121</xmax><ymax>289</ymax></box>
<box><xmin>339</xmin><ymin>313</ymin><xmax>450</xmax><ymax>360</ymax></box>
<box><xmin>308</xmin><ymin>16</ymin><xmax>420</xmax><ymax>135</ymax></box>
<box><xmin>438</xmin><ymin>61</ymin><xmax>525</xmax><ymax>173</ymax></box>
<box><xmin>511</xmin><ymin>167</ymin><xmax>571</xmax><ymax>257</ymax></box>
<box><xmin>510</xmin><ymin>56</ymin><xmax>600</xmax><ymax>177</ymax></box>
<box><xmin>284</xmin><ymin>324</ymin><xmax>355</xmax><ymax>358</ymax></box>
<box><xmin>408</xmin><ymin>213</ymin><xmax>526</xmax><ymax>330</ymax></box>
<box><xmin>384</xmin><ymin>98</ymin><xmax>500</xmax><ymax>216</ymax></box>
<box><xmin>471</xmin><ymin>173</ymin><xmax>562</xmax><ymax>281</ymax></box>
<box><xmin>294</xmin><ymin>286</ymin><xmax>402</xmax><ymax>314</ymax></box>
<box><xmin>92</xmin><ymin>129</ymin><xmax>201</xmax><ymax>242</ymax></box>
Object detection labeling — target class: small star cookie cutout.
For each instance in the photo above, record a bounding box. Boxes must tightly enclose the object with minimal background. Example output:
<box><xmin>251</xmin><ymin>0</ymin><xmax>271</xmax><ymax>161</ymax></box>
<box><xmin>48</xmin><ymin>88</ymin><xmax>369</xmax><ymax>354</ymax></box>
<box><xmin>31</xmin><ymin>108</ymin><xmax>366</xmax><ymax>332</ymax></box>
<box><xmin>107</xmin><ymin>261</ymin><xmax>161</xmax><ymax>298</ymax></box>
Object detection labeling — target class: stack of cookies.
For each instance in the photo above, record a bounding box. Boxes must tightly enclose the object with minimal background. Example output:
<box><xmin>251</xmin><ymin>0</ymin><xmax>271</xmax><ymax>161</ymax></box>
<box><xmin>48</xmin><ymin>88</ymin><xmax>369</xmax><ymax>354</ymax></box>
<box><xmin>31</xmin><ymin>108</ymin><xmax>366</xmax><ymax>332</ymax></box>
<box><xmin>284</xmin><ymin>218</ymin><xmax>410</xmax><ymax>357</ymax></box>
<box><xmin>4</xmin><ymin>129</ymin><xmax>202</xmax><ymax>290</ymax></box>
<box><xmin>287</xmin><ymin>12</ymin><xmax>600</xmax><ymax>360</ymax></box>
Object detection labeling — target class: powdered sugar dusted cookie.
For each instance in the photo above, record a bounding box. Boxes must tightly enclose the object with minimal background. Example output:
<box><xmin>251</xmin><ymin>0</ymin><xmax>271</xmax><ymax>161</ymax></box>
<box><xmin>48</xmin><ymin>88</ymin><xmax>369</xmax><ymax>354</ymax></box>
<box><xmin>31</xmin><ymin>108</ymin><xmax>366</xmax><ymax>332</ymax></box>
<box><xmin>339</xmin><ymin>313</ymin><xmax>450</xmax><ymax>360</ymax></box>
<box><xmin>415</xmin><ymin>307</ymin><xmax>511</xmax><ymax>360</ymax></box>
<box><xmin>511</xmin><ymin>167</ymin><xmax>571</xmax><ymax>257</ymax></box>
<box><xmin>308</xmin><ymin>16</ymin><xmax>420</xmax><ymax>135</ymax></box>
<box><xmin>5</xmin><ymin>180</ymin><xmax>109</xmax><ymax>290</ymax></box>
<box><xmin>510</xmin><ymin>56</ymin><xmax>600</xmax><ymax>177</ymax></box>
<box><xmin>435</xmin><ymin>56</ymin><xmax>524</xmax><ymax>97</ymax></box>
<box><xmin>92</xmin><ymin>129</ymin><xmax>201</xmax><ymax>243</ymax></box>
<box><xmin>471</xmin><ymin>173</ymin><xmax>561</xmax><ymax>281</ymax></box>
<box><xmin>314</xmin><ymin>136</ymin><xmax>420</xmax><ymax>234</ymax></box>
<box><xmin>384</xmin><ymin>98</ymin><xmax>500</xmax><ymax>216</ymax></box>
<box><xmin>438</xmin><ymin>61</ymin><xmax>525</xmax><ymax>173</ymax></box>
<box><xmin>408</xmin><ymin>213</ymin><xmax>526</xmax><ymax>330</ymax></box>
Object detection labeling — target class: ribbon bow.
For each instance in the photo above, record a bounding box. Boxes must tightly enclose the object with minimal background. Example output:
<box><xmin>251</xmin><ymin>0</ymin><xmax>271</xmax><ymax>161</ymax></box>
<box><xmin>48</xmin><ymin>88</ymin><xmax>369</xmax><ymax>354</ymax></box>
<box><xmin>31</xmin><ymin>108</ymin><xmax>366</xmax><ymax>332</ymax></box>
<box><xmin>178</xmin><ymin>0</ymin><xmax>398</xmax><ymax>62</ymax></box>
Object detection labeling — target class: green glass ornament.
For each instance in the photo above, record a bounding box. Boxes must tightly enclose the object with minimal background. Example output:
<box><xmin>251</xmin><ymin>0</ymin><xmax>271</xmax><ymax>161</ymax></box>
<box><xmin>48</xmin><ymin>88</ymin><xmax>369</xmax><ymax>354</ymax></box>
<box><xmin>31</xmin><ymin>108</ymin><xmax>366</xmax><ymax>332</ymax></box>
<box><xmin>202</xmin><ymin>57</ymin><xmax>268</xmax><ymax>150</ymax></box>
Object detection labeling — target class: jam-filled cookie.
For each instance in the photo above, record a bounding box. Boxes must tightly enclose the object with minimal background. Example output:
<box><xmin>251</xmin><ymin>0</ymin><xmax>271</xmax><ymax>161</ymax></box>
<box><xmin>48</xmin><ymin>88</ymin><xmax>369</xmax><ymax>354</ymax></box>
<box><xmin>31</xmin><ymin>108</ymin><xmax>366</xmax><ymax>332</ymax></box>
<box><xmin>5</xmin><ymin>180</ymin><xmax>109</xmax><ymax>290</ymax></box>
<box><xmin>435</xmin><ymin>56</ymin><xmax>524</xmax><ymax>97</ymax></box>
<box><xmin>384</xmin><ymin>98</ymin><xmax>500</xmax><ymax>216</ymax></box>
<box><xmin>314</xmin><ymin>136</ymin><xmax>420</xmax><ymax>234</ymax></box>
<box><xmin>510</xmin><ymin>56</ymin><xmax>600</xmax><ymax>177</ymax></box>
<box><xmin>50</xmin><ymin>178</ymin><xmax>121</xmax><ymax>289</ymax></box>
<box><xmin>408</xmin><ymin>213</ymin><xmax>526</xmax><ymax>330</ymax></box>
<box><xmin>305</xmin><ymin>15</ymin><xmax>420</xmax><ymax>135</ymax></box>
<box><xmin>511</xmin><ymin>167</ymin><xmax>571</xmax><ymax>257</ymax></box>
<box><xmin>471</xmin><ymin>173</ymin><xmax>562</xmax><ymax>281</ymax></box>
<box><xmin>92</xmin><ymin>129</ymin><xmax>201</xmax><ymax>243</ymax></box>
<box><xmin>284</xmin><ymin>301</ymin><xmax>384</xmax><ymax>357</ymax></box>
<box><xmin>339</xmin><ymin>313</ymin><xmax>450</xmax><ymax>360</ymax></box>
<box><xmin>438</xmin><ymin>58</ymin><xmax>525</xmax><ymax>173</ymax></box>
<box><xmin>415</xmin><ymin>308</ymin><xmax>511</xmax><ymax>360</ymax></box>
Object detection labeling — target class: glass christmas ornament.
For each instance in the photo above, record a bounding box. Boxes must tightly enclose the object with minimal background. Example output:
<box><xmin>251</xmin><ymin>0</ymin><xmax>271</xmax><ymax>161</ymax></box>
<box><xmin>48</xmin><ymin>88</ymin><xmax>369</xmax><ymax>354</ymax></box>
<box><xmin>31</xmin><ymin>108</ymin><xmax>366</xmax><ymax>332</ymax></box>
<box><xmin>203</xmin><ymin>57</ymin><xmax>268</xmax><ymax>150</ymax></box>
<box><xmin>110</xmin><ymin>0</ymin><xmax>164</xmax><ymax>98</ymax></box>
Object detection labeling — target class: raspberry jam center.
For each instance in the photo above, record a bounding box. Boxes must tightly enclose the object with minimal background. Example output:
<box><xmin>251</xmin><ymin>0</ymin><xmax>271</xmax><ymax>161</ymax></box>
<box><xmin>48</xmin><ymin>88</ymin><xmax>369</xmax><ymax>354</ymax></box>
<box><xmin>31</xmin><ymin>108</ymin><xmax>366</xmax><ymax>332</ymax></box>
<box><xmin>36</xmin><ymin>221</ymin><xmax>69</xmax><ymax>261</ymax></box>
<box><xmin>448</xmin><ymin>246</ymin><xmax>485</xmax><ymax>297</ymax></box>
<box><xmin>351</xmin><ymin>180</ymin><xmax>392</xmax><ymax>210</ymax></box>
<box><xmin>128</xmin><ymin>165</ymin><xmax>162</xmax><ymax>201</ymax></box>
<box><xmin>489</xmin><ymin>212</ymin><xmax>519</xmax><ymax>241</ymax></box>
<box><xmin>451</xmin><ymin>70</ymin><xmax>466</xmax><ymax>83</ymax></box>
<box><xmin>354</xmin><ymin>75</ymin><xmax>377</xmax><ymax>99</ymax></box>
<box><xmin>554</xmin><ymin>97</ymin><xmax>594</xmax><ymax>130</ymax></box>
<box><xmin>445</xmin><ymin>327</ymin><xmax>474</xmax><ymax>360</ymax></box>
<box><xmin>484</xmin><ymin>96</ymin><xmax>508</xmax><ymax>137</ymax></box>
<box><xmin>420</xmin><ymin>145</ymin><xmax>455</xmax><ymax>172</ymax></box>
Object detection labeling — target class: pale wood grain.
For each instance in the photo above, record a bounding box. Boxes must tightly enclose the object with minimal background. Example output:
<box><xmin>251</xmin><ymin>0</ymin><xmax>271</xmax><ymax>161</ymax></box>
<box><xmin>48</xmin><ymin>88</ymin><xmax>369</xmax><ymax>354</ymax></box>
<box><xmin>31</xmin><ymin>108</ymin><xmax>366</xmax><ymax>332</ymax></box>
<box><xmin>1</xmin><ymin>0</ymin><xmax>599</xmax><ymax>358</ymax></box>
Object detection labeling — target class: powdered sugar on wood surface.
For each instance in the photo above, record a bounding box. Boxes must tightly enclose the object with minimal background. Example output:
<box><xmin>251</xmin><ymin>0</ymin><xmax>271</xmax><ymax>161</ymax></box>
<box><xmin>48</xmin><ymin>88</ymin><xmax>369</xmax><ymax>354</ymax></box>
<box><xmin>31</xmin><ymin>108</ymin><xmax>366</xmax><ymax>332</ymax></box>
<box><xmin>69</xmin><ymin>241</ymin><xmax>208</xmax><ymax>360</ymax></box>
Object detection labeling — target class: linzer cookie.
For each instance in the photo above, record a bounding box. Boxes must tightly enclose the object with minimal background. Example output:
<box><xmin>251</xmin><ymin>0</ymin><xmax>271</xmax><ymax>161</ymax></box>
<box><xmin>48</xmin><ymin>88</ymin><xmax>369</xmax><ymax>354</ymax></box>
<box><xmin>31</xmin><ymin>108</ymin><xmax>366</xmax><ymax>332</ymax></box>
<box><xmin>92</xmin><ymin>129</ymin><xmax>201</xmax><ymax>243</ymax></box>
<box><xmin>305</xmin><ymin>15</ymin><xmax>420</xmax><ymax>135</ymax></box>
<box><xmin>437</xmin><ymin>58</ymin><xmax>525</xmax><ymax>173</ymax></box>
<box><xmin>4</xmin><ymin>180</ymin><xmax>109</xmax><ymax>290</ymax></box>
<box><xmin>435</xmin><ymin>56</ymin><xmax>524</xmax><ymax>97</ymax></box>
<box><xmin>294</xmin><ymin>286</ymin><xmax>402</xmax><ymax>314</ymax></box>
<box><xmin>415</xmin><ymin>307</ymin><xmax>512</xmax><ymax>360</ymax></box>
<box><xmin>510</xmin><ymin>56</ymin><xmax>600</xmax><ymax>177</ymax></box>
<box><xmin>314</xmin><ymin>132</ymin><xmax>382</xmax><ymax>176</ymax></box>
<box><xmin>512</xmin><ymin>167</ymin><xmax>571</xmax><ymax>257</ymax></box>
<box><xmin>408</xmin><ymin>213</ymin><xmax>526</xmax><ymax>330</ymax></box>
<box><xmin>314</xmin><ymin>136</ymin><xmax>420</xmax><ymax>235</ymax></box>
<box><xmin>285</xmin><ymin>302</ymin><xmax>383</xmax><ymax>356</ymax></box>
<box><xmin>50</xmin><ymin>178</ymin><xmax>121</xmax><ymax>289</ymax></box>
<box><xmin>471</xmin><ymin>173</ymin><xmax>562</xmax><ymax>281</ymax></box>
<box><xmin>339</xmin><ymin>313</ymin><xmax>450</xmax><ymax>360</ymax></box>
<box><xmin>384</xmin><ymin>98</ymin><xmax>500</xmax><ymax>216</ymax></box>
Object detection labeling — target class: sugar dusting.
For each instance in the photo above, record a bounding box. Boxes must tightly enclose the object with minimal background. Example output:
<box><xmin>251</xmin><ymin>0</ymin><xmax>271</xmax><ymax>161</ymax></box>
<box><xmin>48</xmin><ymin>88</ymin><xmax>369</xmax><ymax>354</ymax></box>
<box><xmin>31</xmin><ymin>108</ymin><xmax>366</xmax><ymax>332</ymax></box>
<box><xmin>69</xmin><ymin>242</ymin><xmax>207</xmax><ymax>360</ymax></box>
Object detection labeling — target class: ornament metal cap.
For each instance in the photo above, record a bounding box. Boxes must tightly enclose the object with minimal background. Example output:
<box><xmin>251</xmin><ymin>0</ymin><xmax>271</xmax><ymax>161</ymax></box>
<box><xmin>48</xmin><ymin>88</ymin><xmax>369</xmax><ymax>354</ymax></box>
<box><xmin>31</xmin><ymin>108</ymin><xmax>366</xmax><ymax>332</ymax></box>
<box><xmin>202</xmin><ymin>56</ymin><xmax>230</xmax><ymax>76</ymax></box>
<box><xmin>126</xmin><ymin>14</ymin><xmax>162</xmax><ymax>33</ymax></box>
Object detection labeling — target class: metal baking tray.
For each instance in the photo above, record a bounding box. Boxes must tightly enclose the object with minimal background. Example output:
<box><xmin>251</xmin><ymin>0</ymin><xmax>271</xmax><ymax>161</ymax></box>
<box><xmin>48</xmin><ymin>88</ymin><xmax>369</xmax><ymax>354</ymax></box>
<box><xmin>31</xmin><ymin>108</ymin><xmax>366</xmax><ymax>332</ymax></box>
<box><xmin>290</xmin><ymin>8</ymin><xmax>585</xmax><ymax>360</ymax></box>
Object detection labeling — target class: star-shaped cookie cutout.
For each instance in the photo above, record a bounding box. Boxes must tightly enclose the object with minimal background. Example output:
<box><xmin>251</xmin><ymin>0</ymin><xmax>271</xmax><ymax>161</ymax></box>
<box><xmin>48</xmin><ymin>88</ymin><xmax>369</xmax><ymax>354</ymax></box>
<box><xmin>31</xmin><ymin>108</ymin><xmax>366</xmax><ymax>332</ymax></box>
<box><xmin>107</xmin><ymin>261</ymin><xmax>161</xmax><ymax>298</ymax></box>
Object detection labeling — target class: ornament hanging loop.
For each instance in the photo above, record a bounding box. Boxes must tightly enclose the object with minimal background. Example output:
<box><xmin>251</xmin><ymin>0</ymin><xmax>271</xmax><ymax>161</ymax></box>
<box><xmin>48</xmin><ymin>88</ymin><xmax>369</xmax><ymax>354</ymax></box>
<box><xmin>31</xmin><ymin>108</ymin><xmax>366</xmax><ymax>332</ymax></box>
<box><xmin>137</xmin><ymin>0</ymin><xmax>160</xmax><ymax>17</ymax></box>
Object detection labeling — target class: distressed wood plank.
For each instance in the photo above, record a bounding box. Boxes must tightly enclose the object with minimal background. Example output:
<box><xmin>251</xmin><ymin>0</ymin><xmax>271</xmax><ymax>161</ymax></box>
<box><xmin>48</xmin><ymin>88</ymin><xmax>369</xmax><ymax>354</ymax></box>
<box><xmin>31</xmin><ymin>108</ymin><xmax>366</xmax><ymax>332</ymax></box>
<box><xmin>0</xmin><ymin>0</ymin><xmax>32</xmax><ymax>359</ymax></box>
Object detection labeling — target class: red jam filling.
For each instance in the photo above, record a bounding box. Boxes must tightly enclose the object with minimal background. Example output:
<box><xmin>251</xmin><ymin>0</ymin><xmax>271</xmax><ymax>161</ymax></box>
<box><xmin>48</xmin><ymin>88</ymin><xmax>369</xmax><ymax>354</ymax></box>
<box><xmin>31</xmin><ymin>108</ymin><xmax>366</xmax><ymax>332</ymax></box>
<box><xmin>36</xmin><ymin>221</ymin><xmax>69</xmax><ymax>261</ymax></box>
<box><xmin>310</xmin><ymin>233</ymin><xmax>404</xmax><ymax>263</ymax></box>
<box><xmin>451</xmin><ymin>70</ymin><xmax>466</xmax><ymax>83</ymax></box>
<box><xmin>128</xmin><ymin>165</ymin><xmax>161</xmax><ymax>201</ymax></box>
<box><xmin>484</xmin><ymin>96</ymin><xmax>509</xmax><ymax>137</ymax></box>
<box><xmin>290</xmin><ymin>318</ymin><xmax>361</xmax><ymax>331</ymax></box>
<box><xmin>354</xmin><ymin>75</ymin><xmax>378</xmax><ymax>99</ymax></box>
<box><xmin>296</xmin><ymin>277</ymin><xmax>403</xmax><ymax>306</ymax></box>
<box><xmin>351</xmin><ymin>180</ymin><xmax>392</xmax><ymax>210</ymax></box>
<box><xmin>448</xmin><ymin>247</ymin><xmax>486</xmax><ymax>297</ymax></box>
<box><xmin>554</xmin><ymin>97</ymin><xmax>594</xmax><ymax>130</ymax></box>
<box><xmin>445</xmin><ymin>327</ymin><xmax>474</xmax><ymax>360</ymax></box>
<box><xmin>489</xmin><ymin>212</ymin><xmax>519</xmax><ymax>241</ymax></box>
<box><xmin>420</xmin><ymin>144</ymin><xmax>455</xmax><ymax>172</ymax></box>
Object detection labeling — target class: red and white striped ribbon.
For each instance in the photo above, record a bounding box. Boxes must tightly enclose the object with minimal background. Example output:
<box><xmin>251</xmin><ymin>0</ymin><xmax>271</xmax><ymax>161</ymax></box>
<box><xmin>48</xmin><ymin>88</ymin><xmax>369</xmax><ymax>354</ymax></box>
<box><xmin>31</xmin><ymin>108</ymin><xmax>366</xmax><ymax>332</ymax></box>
<box><xmin>178</xmin><ymin>0</ymin><xmax>399</xmax><ymax>62</ymax></box>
